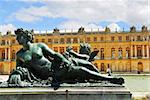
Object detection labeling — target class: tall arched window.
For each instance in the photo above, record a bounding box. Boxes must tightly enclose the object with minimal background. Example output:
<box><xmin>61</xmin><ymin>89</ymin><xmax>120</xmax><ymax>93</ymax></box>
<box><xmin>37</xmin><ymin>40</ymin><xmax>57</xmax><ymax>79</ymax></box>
<box><xmin>118</xmin><ymin>47</ymin><xmax>123</xmax><ymax>59</ymax></box>
<box><xmin>60</xmin><ymin>38</ymin><xmax>65</xmax><ymax>44</ymax></box>
<box><xmin>73</xmin><ymin>37</ymin><xmax>78</xmax><ymax>43</ymax></box>
<box><xmin>126</xmin><ymin>47</ymin><xmax>130</xmax><ymax>59</ymax></box>
<box><xmin>137</xmin><ymin>46</ymin><xmax>142</xmax><ymax>58</ymax></box>
<box><xmin>144</xmin><ymin>45</ymin><xmax>147</xmax><ymax>57</ymax></box>
<box><xmin>111</xmin><ymin>48</ymin><xmax>115</xmax><ymax>59</ymax></box>
<box><xmin>54</xmin><ymin>38</ymin><xmax>59</xmax><ymax>44</ymax></box>
<box><xmin>86</xmin><ymin>37</ymin><xmax>90</xmax><ymax>43</ymax></box>
<box><xmin>101</xmin><ymin>63</ymin><xmax>105</xmax><ymax>71</ymax></box>
<box><xmin>66</xmin><ymin>38</ymin><xmax>71</xmax><ymax>44</ymax></box>
<box><xmin>48</xmin><ymin>39</ymin><xmax>52</xmax><ymax>43</ymax></box>
<box><xmin>100</xmin><ymin>48</ymin><xmax>104</xmax><ymax>60</ymax></box>
<box><xmin>94</xmin><ymin>37</ymin><xmax>97</xmax><ymax>42</ymax></box>
<box><xmin>12</xmin><ymin>50</ymin><xmax>16</xmax><ymax>60</ymax></box>
<box><xmin>2</xmin><ymin>50</ymin><xmax>5</xmax><ymax>60</ymax></box>
<box><xmin>42</xmin><ymin>39</ymin><xmax>45</xmax><ymax>43</ymax></box>
<box><xmin>35</xmin><ymin>39</ymin><xmax>38</xmax><ymax>43</ymax></box>
<box><xmin>100</xmin><ymin>37</ymin><xmax>104</xmax><ymax>41</ymax></box>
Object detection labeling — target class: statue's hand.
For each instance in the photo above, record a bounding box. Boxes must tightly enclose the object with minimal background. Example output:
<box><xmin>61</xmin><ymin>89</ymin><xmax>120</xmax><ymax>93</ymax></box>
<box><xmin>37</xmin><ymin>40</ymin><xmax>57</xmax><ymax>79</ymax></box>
<box><xmin>8</xmin><ymin>74</ymin><xmax>22</xmax><ymax>86</ymax></box>
<box><xmin>66</xmin><ymin>46</ymin><xmax>72</xmax><ymax>52</ymax></box>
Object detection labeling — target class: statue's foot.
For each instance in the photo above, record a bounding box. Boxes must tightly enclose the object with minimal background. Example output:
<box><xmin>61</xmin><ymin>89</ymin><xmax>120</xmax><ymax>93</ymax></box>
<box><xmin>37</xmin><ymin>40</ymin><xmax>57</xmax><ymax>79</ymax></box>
<box><xmin>51</xmin><ymin>82</ymin><xmax>60</xmax><ymax>90</ymax></box>
<box><xmin>51</xmin><ymin>78</ymin><xmax>60</xmax><ymax>90</ymax></box>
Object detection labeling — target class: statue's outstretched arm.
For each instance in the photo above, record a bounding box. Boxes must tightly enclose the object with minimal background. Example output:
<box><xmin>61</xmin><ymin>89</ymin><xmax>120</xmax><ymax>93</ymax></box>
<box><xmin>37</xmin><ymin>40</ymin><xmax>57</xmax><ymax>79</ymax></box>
<box><xmin>39</xmin><ymin>43</ymin><xmax>71</xmax><ymax>65</ymax></box>
<box><xmin>66</xmin><ymin>47</ymin><xmax>89</xmax><ymax>60</ymax></box>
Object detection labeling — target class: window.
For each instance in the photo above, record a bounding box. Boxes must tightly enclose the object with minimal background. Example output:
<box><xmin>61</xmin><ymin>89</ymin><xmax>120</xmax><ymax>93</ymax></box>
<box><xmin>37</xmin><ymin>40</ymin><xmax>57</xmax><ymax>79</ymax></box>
<box><xmin>137</xmin><ymin>46</ymin><xmax>142</xmax><ymax>58</ymax></box>
<box><xmin>144</xmin><ymin>45</ymin><xmax>147</xmax><ymax>57</ymax></box>
<box><xmin>111</xmin><ymin>36</ymin><xmax>115</xmax><ymax>41</ymax></box>
<box><xmin>48</xmin><ymin>39</ymin><xmax>52</xmax><ymax>43</ymax></box>
<box><xmin>137</xmin><ymin>36</ymin><xmax>141</xmax><ymax>41</ymax></box>
<box><xmin>101</xmin><ymin>63</ymin><xmax>105</xmax><ymax>71</ymax></box>
<box><xmin>73</xmin><ymin>37</ymin><xmax>78</xmax><ymax>43</ymax></box>
<box><xmin>86</xmin><ymin>37</ymin><xmax>90</xmax><ymax>42</ymax></box>
<box><xmin>133</xmin><ymin>45</ymin><xmax>135</xmax><ymax>57</ymax></box>
<box><xmin>94</xmin><ymin>37</ymin><xmax>97</xmax><ymax>42</ymax></box>
<box><xmin>118</xmin><ymin>36</ymin><xmax>122</xmax><ymax>42</ymax></box>
<box><xmin>80</xmin><ymin>38</ymin><xmax>83</xmax><ymax>43</ymax></box>
<box><xmin>118</xmin><ymin>47</ymin><xmax>123</xmax><ymax>59</ymax></box>
<box><xmin>1</xmin><ymin>40</ymin><xmax>5</xmax><ymax>45</ymax></box>
<box><xmin>126</xmin><ymin>36</ymin><xmax>130</xmax><ymax>41</ymax></box>
<box><xmin>42</xmin><ymin>39</ymin><xmax>45</xmax><ymax>42</ymax></box>
<box><xmin>111</xmin><ymin>48</ymin><xmax>115</xmax><ymax>59</ymax></box>
<box><xmin>54</xmin><ymin>39</ymin><xmax>59</xmax><ymax>44</ymax></box>
<box><xmin>132</xmin><ymin>37</ymin><xmax>135</xmax><ymax>41</ymax></box>
<box><xmin>35</xmin><ymin>39</ymin><xmax>38</xmax><ymax>43</ymax></box>
<box><xmin>12</xmin><ymin>39</ymin><xmax>15</xmax><ymax>44</ymax></box>
<box><xmin>100</xmin><ymin>48</ymin><xmax>104</xmax><ymax>60</ymax></box>
<box><xmin>12</xmin><ymin>50</ymin><xmax>16</xmax><ymax>60</ymax></box>
<box><xmin>126</xmin><ymin>47</ymin><xmax>130</xmax><ymax>59</ymax></box>
<box><xmin>60</xmin><ymin>38</ymin><xmax>65</xmax><ymax>44</ymax></box>
<box><xmin>66</xmin><ymin>38</ymin><xmax>71</xmax><ymax>44</ymax></box>
<box><xmin>101</xmin><ymin>37</ymin><xmax>104</xmax><ymax>41</ymax></box>
<box><xmin>2</xmin><ymin>50</ymin><xmax>5</xmax><ymax>60</ymax></box>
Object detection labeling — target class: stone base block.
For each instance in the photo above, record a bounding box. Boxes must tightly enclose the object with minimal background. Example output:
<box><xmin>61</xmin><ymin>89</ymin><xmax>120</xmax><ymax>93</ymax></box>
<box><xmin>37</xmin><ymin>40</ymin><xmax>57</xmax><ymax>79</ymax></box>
<box><xmin>0</xmin><ymin>86</ymin><xmax>131</xmax><ymax>100</ymax></box>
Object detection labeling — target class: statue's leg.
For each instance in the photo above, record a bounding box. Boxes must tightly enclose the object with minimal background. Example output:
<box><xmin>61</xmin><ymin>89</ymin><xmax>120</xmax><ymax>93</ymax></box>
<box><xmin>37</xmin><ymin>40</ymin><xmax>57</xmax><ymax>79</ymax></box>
<box><xmin>75</xmin><ymin>59</ymin><xmax>99</xmax><ymax>73</ymax></box>
<box><xmin>71</xmin><ymin>66</ymin><xmax>124</xmax><ymax>85</ymax></box>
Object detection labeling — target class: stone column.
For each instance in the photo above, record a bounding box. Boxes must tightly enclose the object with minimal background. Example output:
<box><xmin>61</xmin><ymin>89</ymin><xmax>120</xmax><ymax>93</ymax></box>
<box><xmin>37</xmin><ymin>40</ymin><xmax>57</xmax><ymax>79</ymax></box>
<box><xmin>71</xmin><ymin>38</ymin><xmax>73</xmax><ymax>44</ymax></box>
<box><xmin>78</xmin><ymin>38</ymin><xmax>80</xmax><ymax>43</ymax></box>
<box><xmin>147</xmin><ymin>45</ymin><xmax>149</xmax><ymax>58</ymax></box>
<box><xmin>142</xmin><ymin>45</ymin><xmax>145</xmax><ymax>58</ymax></box>
<box><xmin>135</xmin><ymin>45</ymin><xmax>137</xmax><ymax>58</ymax></box>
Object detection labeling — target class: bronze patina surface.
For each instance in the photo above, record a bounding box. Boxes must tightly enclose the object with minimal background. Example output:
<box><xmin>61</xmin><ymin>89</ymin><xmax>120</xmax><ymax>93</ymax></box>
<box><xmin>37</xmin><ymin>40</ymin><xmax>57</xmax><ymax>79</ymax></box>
<box><xmin>1</xmin><ymin>28</ymin><xmax>124</xmax><ymax>90</ymax></box>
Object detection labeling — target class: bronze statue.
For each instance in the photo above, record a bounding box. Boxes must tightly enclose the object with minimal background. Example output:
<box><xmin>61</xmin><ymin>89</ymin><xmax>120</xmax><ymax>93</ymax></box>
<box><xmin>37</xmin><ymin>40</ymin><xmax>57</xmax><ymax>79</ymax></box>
<box><xmin>8</xmin><ymin>28</ymin><xmax>124</xmax><ymax>89</ymax></box>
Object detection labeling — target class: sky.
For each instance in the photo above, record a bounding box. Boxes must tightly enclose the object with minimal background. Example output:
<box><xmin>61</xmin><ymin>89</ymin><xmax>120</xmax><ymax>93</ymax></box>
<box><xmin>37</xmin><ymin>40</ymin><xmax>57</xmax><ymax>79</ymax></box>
<box><xmin>0</xmin><ymin>0</ymin><xmax>149</xmax><ymax>35</ymax></box>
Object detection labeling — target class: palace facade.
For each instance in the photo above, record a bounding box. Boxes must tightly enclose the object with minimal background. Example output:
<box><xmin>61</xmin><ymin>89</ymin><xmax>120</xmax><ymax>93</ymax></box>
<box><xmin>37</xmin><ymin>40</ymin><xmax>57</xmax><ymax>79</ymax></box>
<box><xmin>0</xmin><ymin>26</ymin><xmax>150</xmax><ymax>74</ymax></box>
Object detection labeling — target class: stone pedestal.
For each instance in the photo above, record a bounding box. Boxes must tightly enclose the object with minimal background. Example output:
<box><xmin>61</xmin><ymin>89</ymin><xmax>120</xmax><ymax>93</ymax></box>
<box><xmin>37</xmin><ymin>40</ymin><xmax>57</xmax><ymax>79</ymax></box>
<box><xmin>0</xmin><ymin>86</ymin><xmax>131</xmax><ymax>100</ymax></box>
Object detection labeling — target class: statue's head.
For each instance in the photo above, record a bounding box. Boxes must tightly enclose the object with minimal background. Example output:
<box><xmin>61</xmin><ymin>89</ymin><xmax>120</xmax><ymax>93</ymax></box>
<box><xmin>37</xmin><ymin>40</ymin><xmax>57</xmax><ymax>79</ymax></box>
<box><xmin>79</xmin><ymin>43</ymin><xmax>91</xmax><ymax>55</ymax></box>
<box><xmin>15</xmin><ymin>28</ymin><xmax>34</xmax><ymax>44</ymax></box>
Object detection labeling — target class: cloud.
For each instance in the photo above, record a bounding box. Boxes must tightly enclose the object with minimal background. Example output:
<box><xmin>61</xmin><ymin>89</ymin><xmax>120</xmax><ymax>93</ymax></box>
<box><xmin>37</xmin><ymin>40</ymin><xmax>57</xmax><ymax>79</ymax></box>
<box><xmin>58</xmin><ymin>20</ymin><xmax>104</xmax><ymax>31</ymax></box>
<box><xmin>0</xmin><ymin>24</ymin><xmax>16</xmax><ymax>35</ymax></box>
<box><xmin>9</xmin><ymin>0</ymin><xmax>149</xmax><ymax>27</ymax></box>
<box><xmin>108</xmin><ymin>23</ymin><xmax>121</xmax><ymax>32</ymax></box>
<box><xmin>58</xmin><ymin>21</ymin><xmax>122</xmax><ymax>32</ymax></box>
<box><xmin>10</xmin><ymin>6</ymin><xmax>58</xmax><ymax>22</ymax></box>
